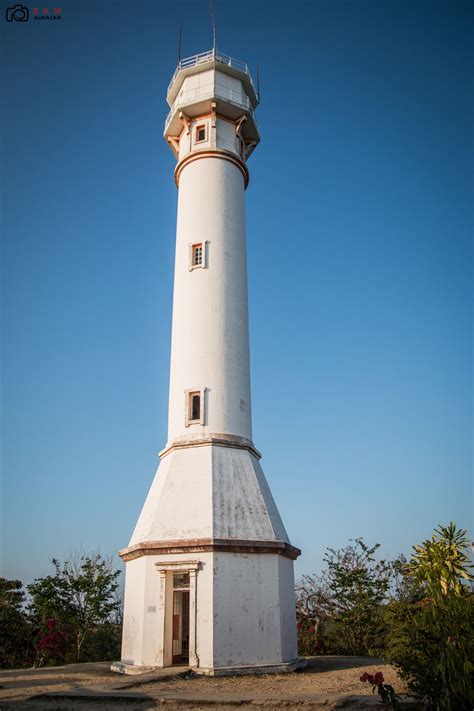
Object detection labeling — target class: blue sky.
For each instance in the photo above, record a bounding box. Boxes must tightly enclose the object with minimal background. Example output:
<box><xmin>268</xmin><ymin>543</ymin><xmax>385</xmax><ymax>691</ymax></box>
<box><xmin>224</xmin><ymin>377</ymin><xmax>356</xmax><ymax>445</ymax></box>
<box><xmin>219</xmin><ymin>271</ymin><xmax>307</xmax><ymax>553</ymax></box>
<box><xmin>1</xmin><ymin>0</ymin><xmax>472</xmax><ymax>586</ymax></box>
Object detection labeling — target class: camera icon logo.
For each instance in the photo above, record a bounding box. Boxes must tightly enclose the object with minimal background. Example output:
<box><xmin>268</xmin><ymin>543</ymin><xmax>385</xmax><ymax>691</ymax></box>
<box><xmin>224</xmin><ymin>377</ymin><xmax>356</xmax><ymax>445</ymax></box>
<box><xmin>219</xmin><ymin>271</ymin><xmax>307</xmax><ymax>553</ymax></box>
<box><xmin>5</xmin><ymin>4</ymin><xmax>29</xmax><ymax>22</ymax></box>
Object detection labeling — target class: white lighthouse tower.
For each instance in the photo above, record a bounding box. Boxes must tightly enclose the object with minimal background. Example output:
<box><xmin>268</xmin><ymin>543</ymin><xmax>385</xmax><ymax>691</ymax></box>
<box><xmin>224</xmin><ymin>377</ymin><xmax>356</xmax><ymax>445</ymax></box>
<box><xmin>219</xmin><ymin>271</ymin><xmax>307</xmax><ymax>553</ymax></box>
<box><xmin>114</xmin><ymin>47</ymin><xmax>302</xmax><ymax>675</ymax></box>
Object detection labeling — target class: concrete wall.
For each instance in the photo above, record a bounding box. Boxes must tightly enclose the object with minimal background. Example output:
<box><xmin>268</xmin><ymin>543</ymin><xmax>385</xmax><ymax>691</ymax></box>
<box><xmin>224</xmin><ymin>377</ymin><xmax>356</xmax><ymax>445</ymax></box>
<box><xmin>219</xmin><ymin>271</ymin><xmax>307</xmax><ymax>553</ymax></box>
<box><xmin>129</xmin><ymin>446</ymin><xmax>288</xmax><ymax>546</ymax></box>
<box><xmin>121</xmin><ymin>552</ymin><xmax>215</xmax><ymax>669</ymax></box>
<box><xmin>121</xmin><ymin>557</ymin><xmax>147</xmax><ymax>666</ymax></box>
<box><xmin>167</xmin><ymin>156</ymin><xmax>251</xmax><ymax>444</ymax></box>
<box><xmin>121</xmin><ymin>551</ymin><xmax>297</xmax><ymax>671</ymax></box>
<box><xmin>170</xmin><ymin>69</ymin><xmax>246</xmax><ymax>123</ymax></box>
<box><xmin>212</xmin><ymin>552</ymin><xmax>297</xmax><ymax>668</ymax></box>
<box><xmin>216</xmin><ymin>118</ymin><xmax>238</xmax><ymax>154</ymax></box>
<box><xmin>129</xmin><ymin>446</ymin><xmax>214</xmax><ymax>545</ymax></box>
<box><xmin>277</xmin><ymin>555</ymin><xmax>298</xmax><ymax>661</ymax></box>
<box><xmin>178</xmin><ymin>117</ymin><xmax>240</xmax><ymax>160</ymax></box>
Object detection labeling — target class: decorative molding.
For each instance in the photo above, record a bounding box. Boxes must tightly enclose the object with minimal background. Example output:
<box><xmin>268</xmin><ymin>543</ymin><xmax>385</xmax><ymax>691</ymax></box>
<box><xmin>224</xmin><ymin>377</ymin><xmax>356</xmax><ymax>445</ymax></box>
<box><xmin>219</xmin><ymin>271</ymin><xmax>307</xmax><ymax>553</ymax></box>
<box><xmin>235</xmin><ymin>114</ymin><xmax>247</xmax><ymax>136</ymax></box>
<box><xmin>159</xmin><ymin>433</ymin><xmax>261</xmax><ymax>460</ymax></box>
<box><xmin>167</xmin><ymin>136</ymin><xmax>180</xmax><ymax>153</ymax></box>
<box><xmin>178</xmin><ymin>110</ymin><xmax>191</xmax><ymax>134</ymax></box>
<box><xmin>174</xmin><ymin>148</ymin><xmax>249</xmax><ymax>189</ymax></box>
<box><xmin>155</xmin><ymin>560</ymin><xmax>201</xmax><ymax>572</ymax></box>
<box><xmin>119</xmin><ymin>538</ymin><xmax>301</xmax><ymax>562</ymax></box>
<box><xmin>244</xmin><ymin>140</ymin><xmax>257</xmax><ymax>160</ymax></box>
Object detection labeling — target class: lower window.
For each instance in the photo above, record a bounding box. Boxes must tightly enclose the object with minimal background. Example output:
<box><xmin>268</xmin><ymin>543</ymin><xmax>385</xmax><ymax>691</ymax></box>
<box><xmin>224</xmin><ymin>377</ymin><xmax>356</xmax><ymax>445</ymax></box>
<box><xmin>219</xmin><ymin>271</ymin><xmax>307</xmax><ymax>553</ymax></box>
<box><xmin>185</xmin><ymin>388</ymin><xmax>205</xmax><ymax>426</ymax></box>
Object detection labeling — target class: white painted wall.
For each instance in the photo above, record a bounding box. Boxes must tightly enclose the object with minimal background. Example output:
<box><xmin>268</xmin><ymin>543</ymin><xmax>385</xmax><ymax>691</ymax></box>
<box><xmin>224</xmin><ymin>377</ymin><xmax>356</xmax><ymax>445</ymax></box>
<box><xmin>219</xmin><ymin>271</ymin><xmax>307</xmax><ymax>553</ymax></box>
<box><xmin>129</xmin><ymin>446</ymin><xmax>288</xmax><ymax>546</ymax></box>
<box><xmin>129</xmin><ymin>446</ymin><xmax>214</xmax><ymax>545</ymax></box>
<box><xmin>277</xmin><ymin>556</ymin><xmax>299</xmax><ymax>661</ymax></box>
<box><xmin>120</xmin><ymin>551</ymin><xmax>297</xmax><ymax>671</ymax></box>
<box><xmin>170</xmin><ymin>69</ymin><xmax>246</xmax><ymax>121</ymax></box>
<box><xmin>216</xmin><ymin>118</ymin><xmax>237</xmax><ymax>154</ymax></box>
<box><xmin>215</xmin><ymin>70</ymin><xmax>245</xmax><ymax>105</ymax></box>
<box><xmin>212</xmin><ymin>552</ymin><xmax>298</xmax><ymax>668</ymax></box>
<box><xmin>121</xmin><ymin>552</ymin><xmax>215</xmax><ymax>669</ymax></box>
<box><xmin>121</xmin><ymin>557</ymin><xmax>146</xmax><ymax>665</ymax></box>
<box><xmin>167</xmin><ymin>157</ymin><xmax>252</xmax><ymax>444</ymax></box>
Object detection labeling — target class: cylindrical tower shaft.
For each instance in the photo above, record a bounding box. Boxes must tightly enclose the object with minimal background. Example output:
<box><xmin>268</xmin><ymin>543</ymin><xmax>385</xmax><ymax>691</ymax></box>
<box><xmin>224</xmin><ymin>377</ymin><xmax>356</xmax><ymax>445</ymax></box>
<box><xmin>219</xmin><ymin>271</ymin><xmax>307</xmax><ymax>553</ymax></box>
<box><xmin>168</xmin><ymin>156</ymin><xmax>252</xmax><ymax>443</ymax></box>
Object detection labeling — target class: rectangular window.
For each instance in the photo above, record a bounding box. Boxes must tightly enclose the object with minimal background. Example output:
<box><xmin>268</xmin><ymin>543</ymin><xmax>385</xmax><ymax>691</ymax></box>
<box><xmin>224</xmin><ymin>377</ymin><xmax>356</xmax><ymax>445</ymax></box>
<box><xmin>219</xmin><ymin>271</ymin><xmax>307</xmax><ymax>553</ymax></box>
<box><xmin>195</xmin><ymin>124</ymin><xmax>206</xmax><ymax>143</ymax></box>
<box><xmin>185</xmin><ymin>388</ymin><xmax>205</xmax><ymax>426</ymax></box>
<box><xmin>173</xmin><ymin>573</ymin><xmax>190</xmax><ymax>589</ymax></box>
<box><xmin>189</xmin><ymin>241</ymin><xmax>207</xmax><ymax>270</ymax></box>
<box><xmin>192</xmin><ymin>243</ymin><xmax>203</xmax><ymax>267</ymax></box>
<box><xmin>191</xmin><ymin>393</ymin><xmax>200</xmax><ymax>421</ymax></box>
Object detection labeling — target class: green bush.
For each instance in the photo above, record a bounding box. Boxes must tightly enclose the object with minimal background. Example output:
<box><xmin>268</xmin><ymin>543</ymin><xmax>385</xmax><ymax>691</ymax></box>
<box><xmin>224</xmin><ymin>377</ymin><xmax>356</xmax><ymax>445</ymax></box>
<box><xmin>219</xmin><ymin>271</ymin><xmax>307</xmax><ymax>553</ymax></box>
<box><xmin>0</xmin><ymin>579</ymin><xmax>35</xmax><ymax>669</ymax></box>
<box><xmin>296</xmin><ymin>539</ymin><xmax>395</xmax><ymax>656</ymax></box>
<box><xmin>385</xmin><ymin>523</ymin><xmax>474</xmax><ymax>710</ymax></box>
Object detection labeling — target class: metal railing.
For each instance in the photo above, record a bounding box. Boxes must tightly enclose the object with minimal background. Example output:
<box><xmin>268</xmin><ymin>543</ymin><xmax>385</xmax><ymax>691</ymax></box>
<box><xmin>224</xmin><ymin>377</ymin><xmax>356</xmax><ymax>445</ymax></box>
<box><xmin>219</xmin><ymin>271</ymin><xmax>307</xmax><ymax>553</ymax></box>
<box><xmin>167</xmin><ymin>49</ymin><xmax>257</xmax><ymax>97</ymax></box>
<box><xmin>164</xmin><ymin>84</ymin><xmax>257</xmax><ymax>132</ymax></box>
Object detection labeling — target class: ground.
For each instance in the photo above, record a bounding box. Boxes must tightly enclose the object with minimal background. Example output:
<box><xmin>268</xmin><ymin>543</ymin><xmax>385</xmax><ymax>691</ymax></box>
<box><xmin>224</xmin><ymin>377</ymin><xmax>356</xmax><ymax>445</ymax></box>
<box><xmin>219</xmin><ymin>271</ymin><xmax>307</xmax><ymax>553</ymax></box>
<box><xmin>0</xmin><ymin>657</ymin><xmax>413</xmax><ymax>710</ymax></box>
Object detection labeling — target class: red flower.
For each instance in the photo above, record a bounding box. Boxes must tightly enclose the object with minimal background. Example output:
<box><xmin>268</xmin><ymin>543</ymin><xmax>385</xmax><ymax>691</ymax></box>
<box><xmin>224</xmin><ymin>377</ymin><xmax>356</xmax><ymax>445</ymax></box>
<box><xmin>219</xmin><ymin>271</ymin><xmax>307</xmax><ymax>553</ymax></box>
<box><xmin>360</xmin><ymin>670</ymin><xmax>384</xmax><ymax>687</ymax></box>
<box><xmin>373</xmin><ymin>672</ymin><xmax>384</xmax><ymax>685</ymax></box>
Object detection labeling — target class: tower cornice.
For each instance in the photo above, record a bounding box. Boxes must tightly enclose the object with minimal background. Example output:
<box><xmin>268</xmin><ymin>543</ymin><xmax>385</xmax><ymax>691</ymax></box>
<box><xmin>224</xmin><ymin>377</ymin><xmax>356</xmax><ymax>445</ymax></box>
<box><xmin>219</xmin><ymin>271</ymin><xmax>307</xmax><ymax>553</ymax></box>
<box><xmin>119</xmin><ymin>538</ymin><xmax>301</xmax><ymax>562</ymax></box>
<box><xmin>159</xmin><ymin>433</ymin><xmax>262</xmax><ymax>460</ymax></box>
<box><xmin>174</xmin><ymin>148</ymin><xmax>249</xmax><ymax>189</ymax></box>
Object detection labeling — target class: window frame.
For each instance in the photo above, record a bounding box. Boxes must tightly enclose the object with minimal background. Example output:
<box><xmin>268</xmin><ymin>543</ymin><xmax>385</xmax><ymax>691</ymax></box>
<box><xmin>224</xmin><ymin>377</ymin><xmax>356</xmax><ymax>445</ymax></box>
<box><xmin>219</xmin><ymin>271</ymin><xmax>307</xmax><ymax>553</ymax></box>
<box><xmin>195</xmin><ymin>123</ymin><xmax>207</xmax><ymax>144</ymax></box>
<box><xmin>188</xmin><ymin>241</ymin><xmax>207</xmax><ymax>271</ymax></box>
<box><xmin>185</xmin><ymin>388</ymin><xmax>206</xmax><ymax>426</ymax></box>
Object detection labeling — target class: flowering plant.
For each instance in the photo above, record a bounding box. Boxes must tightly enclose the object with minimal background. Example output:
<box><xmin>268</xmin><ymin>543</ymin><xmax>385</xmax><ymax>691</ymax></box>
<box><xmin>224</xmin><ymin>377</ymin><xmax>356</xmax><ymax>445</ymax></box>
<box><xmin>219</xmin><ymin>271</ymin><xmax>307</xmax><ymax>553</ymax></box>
<box><xmin>35</xmin><ymin>618</ymin><xmax>69</xmax><ymax>666</ymax></box>
<box><xmin>360</xmin><ymin>671</ymin><xmax>400</xmax><ymax>709</ymax></box>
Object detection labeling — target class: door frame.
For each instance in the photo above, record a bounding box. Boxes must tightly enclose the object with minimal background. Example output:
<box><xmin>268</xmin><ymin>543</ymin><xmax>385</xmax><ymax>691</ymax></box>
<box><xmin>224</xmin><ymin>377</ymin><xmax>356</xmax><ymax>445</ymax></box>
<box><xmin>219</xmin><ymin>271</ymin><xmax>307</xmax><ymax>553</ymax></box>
<box><xmin>155</xmin><ymin>560</ymin><xmax>200</xmax><ymax>668</ymax></box>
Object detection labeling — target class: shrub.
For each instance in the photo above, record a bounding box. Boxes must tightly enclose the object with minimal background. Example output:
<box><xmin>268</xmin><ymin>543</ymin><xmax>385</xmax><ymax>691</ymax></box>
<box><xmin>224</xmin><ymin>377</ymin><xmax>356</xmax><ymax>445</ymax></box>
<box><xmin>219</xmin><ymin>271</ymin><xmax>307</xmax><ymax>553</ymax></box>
<box><xmin>385</xmin><ymin>523</ymin><xmax>474</xmax><ymax>710</ymax></box>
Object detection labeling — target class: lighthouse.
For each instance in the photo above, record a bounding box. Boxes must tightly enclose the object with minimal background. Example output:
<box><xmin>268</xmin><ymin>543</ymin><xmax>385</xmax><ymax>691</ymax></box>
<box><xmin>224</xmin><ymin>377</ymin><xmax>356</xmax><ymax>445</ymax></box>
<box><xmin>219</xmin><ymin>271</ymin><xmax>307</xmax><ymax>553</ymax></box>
<box><xmin>114</xmin><ymin>48</ymin><xmax>302</xmax><ymax>675</ymax></box>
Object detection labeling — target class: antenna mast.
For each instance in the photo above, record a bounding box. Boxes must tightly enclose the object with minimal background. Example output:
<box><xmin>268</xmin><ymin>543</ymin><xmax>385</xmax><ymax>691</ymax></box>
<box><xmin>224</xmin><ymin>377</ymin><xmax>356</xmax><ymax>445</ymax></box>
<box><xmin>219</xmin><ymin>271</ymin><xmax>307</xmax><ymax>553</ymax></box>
<box><xmin>209</xmin><ymin>0</ymin><xmax>217</xmax><ymax>55</ymax></box>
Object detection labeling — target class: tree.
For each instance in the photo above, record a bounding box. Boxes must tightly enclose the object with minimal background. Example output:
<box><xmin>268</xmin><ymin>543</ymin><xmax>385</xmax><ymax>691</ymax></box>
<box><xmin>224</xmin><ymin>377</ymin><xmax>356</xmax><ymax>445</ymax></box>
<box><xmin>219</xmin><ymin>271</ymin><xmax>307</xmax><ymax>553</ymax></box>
<box><xmin>386</xmin><ymin>523</ymin><xmax>474</xmax><ymax>710</ymax></box>
<box><xmin>296</xmin><ymin>538</ymin><xmax>395</xmax><ymax>655</ymax></box>
<box><xmin>28</xmin><ymin>553</ymin><xmax>122</xmax><ymax>663</ymax></box>
<box><xmin>0</xmin><ymin>578</ymin><xmax>34</xmax><ymax>668</ymax></box>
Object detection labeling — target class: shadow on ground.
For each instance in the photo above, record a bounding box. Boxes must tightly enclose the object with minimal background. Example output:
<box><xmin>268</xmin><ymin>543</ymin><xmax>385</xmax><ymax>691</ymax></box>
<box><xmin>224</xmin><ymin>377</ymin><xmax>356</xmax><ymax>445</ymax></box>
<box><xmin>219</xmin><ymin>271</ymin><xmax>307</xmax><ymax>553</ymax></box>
<box><xmin>301</xmin><ymin>655</ymin><xmax>384</xmax><ymax>673</ymax></box>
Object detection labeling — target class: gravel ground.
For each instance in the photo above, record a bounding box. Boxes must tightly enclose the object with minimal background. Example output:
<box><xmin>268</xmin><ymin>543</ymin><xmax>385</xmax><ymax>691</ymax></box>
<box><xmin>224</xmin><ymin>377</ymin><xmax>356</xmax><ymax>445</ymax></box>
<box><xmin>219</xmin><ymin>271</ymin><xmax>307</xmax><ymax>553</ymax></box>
<box><xmin>0</xmin><ymin>657</ymin><xmax>409</xmax><ymax>710</ymax></box>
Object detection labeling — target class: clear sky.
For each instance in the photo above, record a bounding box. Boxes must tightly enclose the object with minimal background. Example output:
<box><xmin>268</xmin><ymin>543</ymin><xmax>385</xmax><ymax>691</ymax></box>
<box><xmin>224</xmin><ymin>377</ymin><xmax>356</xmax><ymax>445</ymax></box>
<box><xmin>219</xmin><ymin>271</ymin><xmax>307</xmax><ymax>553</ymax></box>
<box><xmin>1</xmin><ymin>0</ymin><xmax>472</xmax><ymax>586</ymax></box>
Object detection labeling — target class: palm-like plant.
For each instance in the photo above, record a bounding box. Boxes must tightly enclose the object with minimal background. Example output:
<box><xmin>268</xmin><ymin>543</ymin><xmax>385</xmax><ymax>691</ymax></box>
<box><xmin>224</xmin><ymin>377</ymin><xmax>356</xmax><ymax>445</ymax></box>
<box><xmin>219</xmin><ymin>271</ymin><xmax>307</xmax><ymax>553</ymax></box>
<box><xmin>405</xmin><ymin>522</ymin><xmax>473</xmax><ymax>598</ymax></box>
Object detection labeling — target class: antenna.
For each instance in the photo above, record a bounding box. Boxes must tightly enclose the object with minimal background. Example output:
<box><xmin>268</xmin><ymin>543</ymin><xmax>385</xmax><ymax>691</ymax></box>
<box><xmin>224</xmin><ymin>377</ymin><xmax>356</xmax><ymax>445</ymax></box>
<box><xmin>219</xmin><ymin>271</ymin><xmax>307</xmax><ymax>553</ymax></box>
<box><xmin>209</xmin><ymin>0</ymin><xmax>216</xmax><ymax>54</ymax></box>
<box><xmin>178</xmin><ymin>26</ymin><xmax>182</xmax><ymax>64</ymax></box>
<box><xmin>256</xmin><ymin>64</ymin><xmax>260</xmax><ymax>102</ymax></box>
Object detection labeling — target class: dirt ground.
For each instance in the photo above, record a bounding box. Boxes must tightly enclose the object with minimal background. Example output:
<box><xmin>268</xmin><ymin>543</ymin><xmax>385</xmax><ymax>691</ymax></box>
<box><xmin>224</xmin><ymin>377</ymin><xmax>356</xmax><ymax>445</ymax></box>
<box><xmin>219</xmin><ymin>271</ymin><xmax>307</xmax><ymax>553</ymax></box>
<box><xmin>0</xmin><ymin>657</ymin><xmax>410</xmax><ymax>710</ymax></box>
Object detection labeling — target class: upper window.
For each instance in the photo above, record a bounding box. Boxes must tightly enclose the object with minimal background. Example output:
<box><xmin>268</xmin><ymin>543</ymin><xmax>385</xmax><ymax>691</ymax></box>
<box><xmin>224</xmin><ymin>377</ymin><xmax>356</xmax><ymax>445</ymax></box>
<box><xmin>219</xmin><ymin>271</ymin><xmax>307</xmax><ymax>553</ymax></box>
<box><xmin>189</xmin><ymin>241</ymin><xmax>207</xmax><ymax>270</ymax></box>
<box><xmin>192</xmin><ymin>243</ymin><xmax>203</xmax><ymax>267</ymax></box>
<box><xmin>195</xmin><ymin>124</ymin><xmax>206</xmax><ymax>143</ymax></box>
